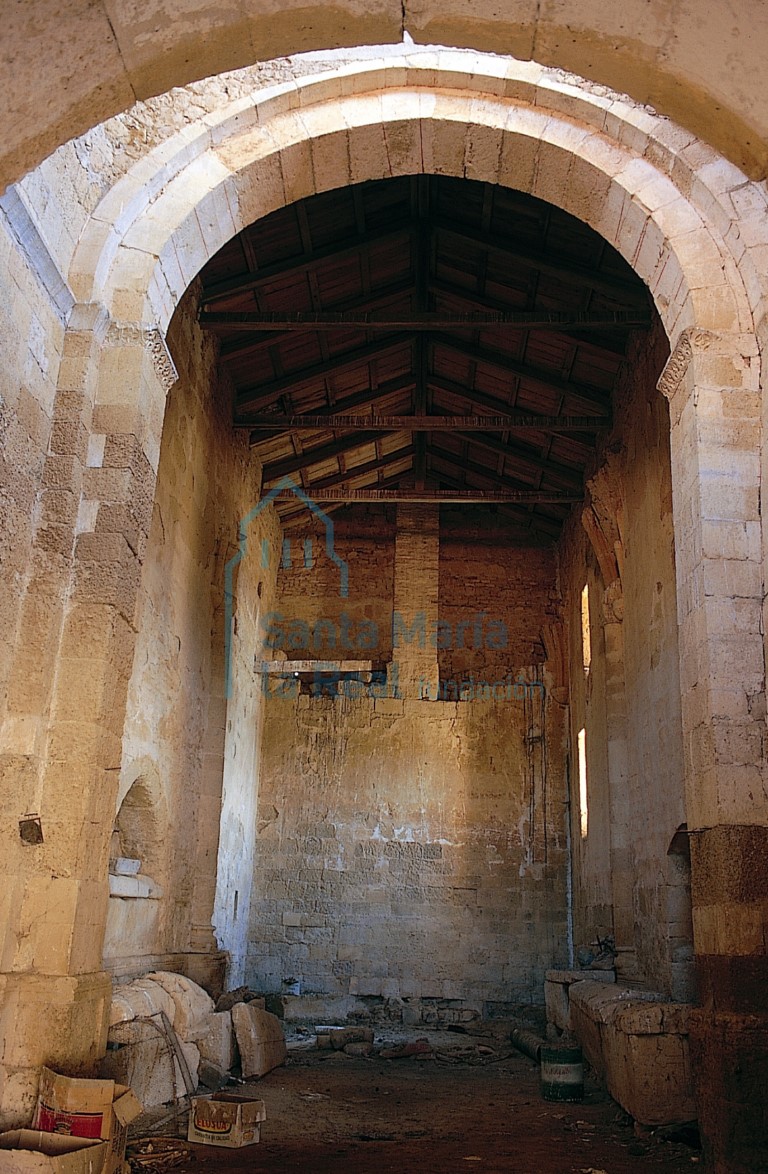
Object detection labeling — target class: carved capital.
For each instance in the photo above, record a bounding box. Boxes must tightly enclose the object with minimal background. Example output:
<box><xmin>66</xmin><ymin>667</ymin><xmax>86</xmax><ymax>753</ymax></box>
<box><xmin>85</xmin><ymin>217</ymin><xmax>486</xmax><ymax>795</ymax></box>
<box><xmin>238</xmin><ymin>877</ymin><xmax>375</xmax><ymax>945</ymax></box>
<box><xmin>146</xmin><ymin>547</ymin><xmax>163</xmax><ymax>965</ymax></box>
<box><xmin>656</xmin><ymin>327</ymin><xmax>719</xmax><ymax>401</ymax></box>
<box><xmin>105</xmin><ymin>322</ymin><xmax>178</xmax><ymax>393</ymax></box>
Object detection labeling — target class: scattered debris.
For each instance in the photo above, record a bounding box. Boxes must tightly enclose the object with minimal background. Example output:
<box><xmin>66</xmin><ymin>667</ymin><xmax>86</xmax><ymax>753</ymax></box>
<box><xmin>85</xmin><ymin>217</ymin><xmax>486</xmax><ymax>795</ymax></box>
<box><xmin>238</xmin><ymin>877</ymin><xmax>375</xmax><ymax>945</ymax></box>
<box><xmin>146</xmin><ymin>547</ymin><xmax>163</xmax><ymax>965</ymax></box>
<box><xmin>380</xmin><ymin>1039</ymin><xmax>433</xmax><ymax>1059</ymax></box>
<box><xmin>126</xmin><ymin>1138</ymin><xmax>192</xmax><ymax>1173</ymax></box>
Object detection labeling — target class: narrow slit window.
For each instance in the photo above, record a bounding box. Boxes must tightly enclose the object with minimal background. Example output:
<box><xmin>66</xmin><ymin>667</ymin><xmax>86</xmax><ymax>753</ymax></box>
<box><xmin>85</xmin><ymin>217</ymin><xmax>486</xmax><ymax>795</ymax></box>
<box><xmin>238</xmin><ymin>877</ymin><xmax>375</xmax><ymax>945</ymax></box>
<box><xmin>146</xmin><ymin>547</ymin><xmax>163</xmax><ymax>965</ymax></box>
<box><xmin>581</xmin><ymin>584</ymin><xmax>591</xmax><ymax>674</ymax></box>
<box><xmin>578</xmin><ymin>727</ymin><xmax>589</xmax><ymax>839</ymax></box>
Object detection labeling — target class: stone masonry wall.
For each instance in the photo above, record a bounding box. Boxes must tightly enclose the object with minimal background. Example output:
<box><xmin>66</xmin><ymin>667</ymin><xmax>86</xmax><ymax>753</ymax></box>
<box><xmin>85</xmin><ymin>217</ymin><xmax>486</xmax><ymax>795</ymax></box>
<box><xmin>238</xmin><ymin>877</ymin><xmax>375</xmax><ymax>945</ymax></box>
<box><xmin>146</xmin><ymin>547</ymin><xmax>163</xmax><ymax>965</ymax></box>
<box><xmin>0</xmin><ymin>209</ymin><xmax>66</xmax><ymax>901</ymax></box>
<box><xmin>108</xmin><ymin>284</ymin><xmax>280</xmax><ymax>981</ymax></box>
<box><xmin>561</xmin><ymin>323</ymin><xmax>687</xmax><ymax>995</ymax></box>
<box><xmin>247</xmin><ymin>521</ymin><xmax>569</xmax><ymax>1009</ymax></box>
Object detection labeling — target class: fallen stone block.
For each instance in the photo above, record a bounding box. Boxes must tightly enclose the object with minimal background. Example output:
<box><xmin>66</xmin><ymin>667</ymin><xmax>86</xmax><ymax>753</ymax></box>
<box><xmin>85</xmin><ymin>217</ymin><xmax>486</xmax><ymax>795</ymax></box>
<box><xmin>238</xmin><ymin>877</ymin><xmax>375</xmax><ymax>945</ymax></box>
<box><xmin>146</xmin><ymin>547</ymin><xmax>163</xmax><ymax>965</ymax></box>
<box><xmin>199</xmin><ymin>1011</ymin><xmax>236</xmax><ymax>1072</ymax></box>
<box><xmin>231</xmin><ymin>1004</ymin><xmax>287</xmax><ymax>1079</ymax></box>
<box><xmin>146</xmin><ymin>972</ymin><xmax>215</xmax><ymax>1042</ymax></box>
<box><xmin>569</xmin><ymin>981</ymin><xmax>664</xmax><ymax>1076</ymax></box>
<box><xmin>603</xmin><ymin>1002</ymin><xmax>695</xmax><ymax>1125</ymax></box>
<box><xmin>568</xmin><ymin>981</ymin><xmax>694</xmax><ymax>1125</ymax></box>
<box><xmin>214</xmin><ymin>987</ymin><xmax>265</xmax><ymax>1013</ymax></box>
<box><xmin>544</xmin><ymin>968</ymin><xmax>615</xmax><ymax>1033</ymax></box>
<box><xmin>344</xmin><ymin>1041</ymin><xmax>373</xmax><ymax>1057</ymax></box>
<box><xmin>109</xmin><ymin>978</ymin><xmax>178</xmax><ymax>1028</ymax></box>
<box><xmin>329</xmin><ymin>1026</ymin><xmax>374</xmax><ymax>1050</ymax></box>
<box><xmin>101</xmin><ymin>1026</ymin><xmax>176</xmax><ymax>1108</ymax></box>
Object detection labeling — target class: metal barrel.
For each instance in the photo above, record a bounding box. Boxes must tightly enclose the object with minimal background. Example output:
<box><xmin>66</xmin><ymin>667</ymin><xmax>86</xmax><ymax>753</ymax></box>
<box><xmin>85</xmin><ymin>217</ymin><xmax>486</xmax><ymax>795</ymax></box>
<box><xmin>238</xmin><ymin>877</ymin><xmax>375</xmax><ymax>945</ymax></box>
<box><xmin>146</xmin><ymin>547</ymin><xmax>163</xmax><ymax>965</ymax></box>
<box><xmin>509</xmin><ymin>1027</ymin><xmax>544</xmax><ymax>1063</ymax></box>
<box><xmin>540</xmin><ymin>1043</ymin><xmax>584</xmax><ymax>1102</ymax></box>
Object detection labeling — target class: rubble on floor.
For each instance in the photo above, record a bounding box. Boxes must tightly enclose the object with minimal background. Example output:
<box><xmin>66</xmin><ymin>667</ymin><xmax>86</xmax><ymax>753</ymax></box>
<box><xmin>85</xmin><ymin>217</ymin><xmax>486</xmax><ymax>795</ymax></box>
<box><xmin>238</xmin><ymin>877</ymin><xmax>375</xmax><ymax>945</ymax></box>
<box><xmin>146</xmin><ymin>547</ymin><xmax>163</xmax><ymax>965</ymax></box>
<box><xmin>103</xmin><ymin>974</ymin><xmax>286</xmax><ymax>1110</ymax></box>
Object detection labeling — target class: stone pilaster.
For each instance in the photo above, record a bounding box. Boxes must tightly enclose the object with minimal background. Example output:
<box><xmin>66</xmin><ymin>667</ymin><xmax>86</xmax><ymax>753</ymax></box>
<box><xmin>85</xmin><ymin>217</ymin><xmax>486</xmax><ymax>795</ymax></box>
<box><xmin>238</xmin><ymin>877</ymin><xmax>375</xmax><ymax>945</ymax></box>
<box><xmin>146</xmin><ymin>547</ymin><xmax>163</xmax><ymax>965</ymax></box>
<box><xmin>391</xmin><ymin>504</ymin><xmax>439</xmax><ymax>699</ymax></box>
<box><xmin>658</xmin><ymin>327</ymin><xmax>767</xmax><ymax>1172</ymax></box>
<box><xmin>0</xmin><ymin>308</ymin><xmax>176</xmax><ymax>1125</ymax></box>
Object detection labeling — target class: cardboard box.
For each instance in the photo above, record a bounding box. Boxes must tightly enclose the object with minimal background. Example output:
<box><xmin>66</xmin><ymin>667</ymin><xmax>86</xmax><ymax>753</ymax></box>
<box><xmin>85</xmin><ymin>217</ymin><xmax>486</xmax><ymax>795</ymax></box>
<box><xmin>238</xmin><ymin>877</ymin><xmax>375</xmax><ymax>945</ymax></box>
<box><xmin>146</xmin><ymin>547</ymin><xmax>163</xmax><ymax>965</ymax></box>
<box><xmin>187</xmin><ymin>1094</ymin><xmax>266</xmax><ymax>1148</ymax></box>
<box><xmin>0</xmin><ymin>1129</ymin><xmax>108</xmax><ymax>1174</ymax></box>
<box><xmin>33</xmin><ymin>1069</ymin><xmax>141</xmax><ymax>1174</ymax></box>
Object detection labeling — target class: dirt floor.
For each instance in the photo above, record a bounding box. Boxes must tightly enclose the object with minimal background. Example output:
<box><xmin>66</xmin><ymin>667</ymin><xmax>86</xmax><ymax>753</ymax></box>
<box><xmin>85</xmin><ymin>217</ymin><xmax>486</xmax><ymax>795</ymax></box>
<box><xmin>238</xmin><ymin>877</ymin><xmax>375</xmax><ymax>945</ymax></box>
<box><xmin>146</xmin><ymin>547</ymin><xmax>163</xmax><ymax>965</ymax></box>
<box><xmin>128</xmin><ymin>1025</ymin><xmax>700</xmax><ymax>1174</ymax></box>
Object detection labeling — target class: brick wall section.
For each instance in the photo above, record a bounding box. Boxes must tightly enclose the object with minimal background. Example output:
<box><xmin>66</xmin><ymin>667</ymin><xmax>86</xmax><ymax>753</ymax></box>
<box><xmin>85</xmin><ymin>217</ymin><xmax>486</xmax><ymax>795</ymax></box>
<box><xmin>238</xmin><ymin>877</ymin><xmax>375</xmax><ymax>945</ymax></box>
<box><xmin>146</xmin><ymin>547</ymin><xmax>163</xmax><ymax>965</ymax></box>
<box><xmin>267</xmin><ymin>507</ymin><xmax>396</xmax><ymax>662</ymax></box>
<box><xmin>438</xmin><ymin>510</ymin><xmax>558</xmax><ymax>686</ymax></box>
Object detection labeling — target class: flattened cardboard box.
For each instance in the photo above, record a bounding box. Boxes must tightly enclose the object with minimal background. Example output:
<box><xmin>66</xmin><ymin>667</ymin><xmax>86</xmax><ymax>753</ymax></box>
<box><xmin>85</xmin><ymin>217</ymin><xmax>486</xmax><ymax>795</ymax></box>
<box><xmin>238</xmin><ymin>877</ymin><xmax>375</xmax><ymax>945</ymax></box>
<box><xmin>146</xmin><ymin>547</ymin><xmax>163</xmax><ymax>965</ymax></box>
<box><xmin>0</xmin><ymin>1129</ymin><xmax>108</xmax><ymax>1174</ymax></box>
<box><xmin>33</xmin><ymin>1069</ymin><xmax>141</xmax><ymax>1174</ymax></box>
<box><xmin>188</xmin><ymin>1094</ymin><xmax>266</xmax><ymax>1148</ymax></box>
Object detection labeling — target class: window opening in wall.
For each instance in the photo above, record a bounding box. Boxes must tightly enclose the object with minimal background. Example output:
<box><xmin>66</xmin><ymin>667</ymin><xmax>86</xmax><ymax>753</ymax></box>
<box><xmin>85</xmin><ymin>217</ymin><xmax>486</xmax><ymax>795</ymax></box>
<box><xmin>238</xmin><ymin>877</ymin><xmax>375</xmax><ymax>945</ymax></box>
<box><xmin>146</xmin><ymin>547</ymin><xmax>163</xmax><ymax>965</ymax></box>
<box><xmin>578</xmin><ymin>727</ymin><xmax>589</xmax><ymax>838</ymax></box>
<box><xmin>581</xmin><ymin>584</ymin><xmax>591</xmax><ymax>674</ymax></box>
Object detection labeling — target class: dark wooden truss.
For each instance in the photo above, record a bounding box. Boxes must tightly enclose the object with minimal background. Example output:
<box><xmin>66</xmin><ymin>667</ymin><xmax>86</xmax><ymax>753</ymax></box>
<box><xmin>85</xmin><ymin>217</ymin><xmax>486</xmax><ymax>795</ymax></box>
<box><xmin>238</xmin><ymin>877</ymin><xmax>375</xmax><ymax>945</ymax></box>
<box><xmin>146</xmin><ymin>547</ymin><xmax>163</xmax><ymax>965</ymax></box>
<box><xmin>198</xmin><ymin>175</ymin><xmax>652</xmax><ymax>534</ymax></box>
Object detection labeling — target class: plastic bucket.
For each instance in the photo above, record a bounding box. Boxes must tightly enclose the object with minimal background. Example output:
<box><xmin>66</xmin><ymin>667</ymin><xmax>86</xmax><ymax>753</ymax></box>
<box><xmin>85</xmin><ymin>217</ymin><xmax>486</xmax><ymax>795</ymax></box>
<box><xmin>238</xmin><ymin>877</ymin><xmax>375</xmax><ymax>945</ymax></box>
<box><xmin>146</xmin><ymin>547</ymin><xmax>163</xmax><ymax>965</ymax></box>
<box><xmin>540</xmin><ymin>1044</ymin><xmax>584</xmax><ymax>1102</ymax></box>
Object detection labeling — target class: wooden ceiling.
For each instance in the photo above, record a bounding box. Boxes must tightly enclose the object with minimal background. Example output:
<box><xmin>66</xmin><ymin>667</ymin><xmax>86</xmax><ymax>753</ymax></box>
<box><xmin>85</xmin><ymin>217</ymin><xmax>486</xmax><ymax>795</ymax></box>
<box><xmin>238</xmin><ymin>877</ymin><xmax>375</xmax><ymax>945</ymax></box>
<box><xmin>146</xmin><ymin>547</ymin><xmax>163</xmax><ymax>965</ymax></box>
<box><xmin>198</xmin><ymin>175</ymin><xmax>651</xmax><ymax>537</ymax></box>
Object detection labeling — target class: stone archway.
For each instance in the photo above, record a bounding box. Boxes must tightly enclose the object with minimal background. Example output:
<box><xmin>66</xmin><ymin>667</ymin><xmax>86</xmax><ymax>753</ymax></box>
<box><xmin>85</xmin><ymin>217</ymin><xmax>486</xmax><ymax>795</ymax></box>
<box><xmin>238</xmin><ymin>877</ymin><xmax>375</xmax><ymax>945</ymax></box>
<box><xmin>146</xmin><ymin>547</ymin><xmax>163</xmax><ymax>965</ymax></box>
<box><xmin>3</xmin><ymin>54</ymin><xmax>767</xmax><ymax>1167</ymax></box>
<box><xmin>2</xmin><ymin>6</ymin><xmax>768</xmax><ymax>191</ymax></box>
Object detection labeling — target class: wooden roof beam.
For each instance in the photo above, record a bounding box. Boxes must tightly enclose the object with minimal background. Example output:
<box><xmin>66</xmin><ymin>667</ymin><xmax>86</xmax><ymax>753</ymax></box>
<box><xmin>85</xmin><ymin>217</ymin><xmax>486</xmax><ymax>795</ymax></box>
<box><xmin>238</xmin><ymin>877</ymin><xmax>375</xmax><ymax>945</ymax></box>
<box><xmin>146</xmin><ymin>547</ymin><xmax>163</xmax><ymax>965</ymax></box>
<box><xmin>243</xmin><ymin>412</ymin><xmax>609</xmax><ymax>432</ymax></box>
<box><xmin>261</xmin><ymin>429</ymin><xmax>402</xmax><ymax>480</ymax></box>
<box><xmin>236</xmin><ymin>335</ymin><xmax>413</xmax><ymax>412</ymax></box>
<box><xmin>201</xmin><ymin>224</ymin><xmax>417</xmax><ymax>304</ymax></box>
<box><xmin>202</xmin><ymin>309</ymin><xmax>650</xmax><ymax>332</ymax></box>
<box><xmin>434</xmin><ymin>335</ymin><xmax>612</xmax><ymax>409</ymax></box>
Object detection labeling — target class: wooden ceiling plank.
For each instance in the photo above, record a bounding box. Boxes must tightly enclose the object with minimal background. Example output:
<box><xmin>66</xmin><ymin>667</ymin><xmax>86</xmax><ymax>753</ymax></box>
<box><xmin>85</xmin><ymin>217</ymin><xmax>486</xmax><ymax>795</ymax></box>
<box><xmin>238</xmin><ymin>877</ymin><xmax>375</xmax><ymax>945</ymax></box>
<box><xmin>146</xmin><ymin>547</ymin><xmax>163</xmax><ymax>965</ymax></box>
<box><xmin>432</xmin><ymin>217</ymin><xmax>647</xmax><ymax>305</ymax></box>
<box><xmin>201</xmin><ymin>224</ymin><xmax>417</xmax><ymax>304</ymax></box>
<box><xmin>434</xmin><ymin>335</ymin><xmax>612</xmax><ymax>408</ymax></box>
<box><xmin>261</xmin><ymin>429</ymin><xmax>401</xmax><ymax>479</ymax></box>
<box><xmin>236</xmin><ymin>335</ymin><xmax>414</xmax><ymax>412</ymax></box>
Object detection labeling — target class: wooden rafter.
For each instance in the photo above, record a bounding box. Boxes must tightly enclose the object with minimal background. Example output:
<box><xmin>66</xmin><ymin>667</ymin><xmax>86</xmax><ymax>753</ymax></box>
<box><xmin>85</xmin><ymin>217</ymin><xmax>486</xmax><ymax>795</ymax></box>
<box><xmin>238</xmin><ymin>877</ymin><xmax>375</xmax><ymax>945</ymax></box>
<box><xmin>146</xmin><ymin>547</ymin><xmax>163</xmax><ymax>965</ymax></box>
<box><xmin>261</xmin><ymin>429</ymin><xmax>400</xmax><ymax>480</ymax></box>
<box><xmin>203</xmin><ymin>309</ymin><xmax>650</xmax><ymax>332</ymax></box>
<box><xmin>236</xmin><ymin>335</ymin><xmax>414</xmax><ymax>412</ymax></box>
<box><xmin>433</xmin><ymin>336</ymin><xmax>612</xmax><ymax>409</ymax></box>
<box><xmin>202</xmin><ymin>224</ymin><xmax>417</xmax><ymax>304</ymax></box>
<box><xmin>431</xmin><ymin>217</ymin><xmax>647</xmax><ymax>305</ymax></box>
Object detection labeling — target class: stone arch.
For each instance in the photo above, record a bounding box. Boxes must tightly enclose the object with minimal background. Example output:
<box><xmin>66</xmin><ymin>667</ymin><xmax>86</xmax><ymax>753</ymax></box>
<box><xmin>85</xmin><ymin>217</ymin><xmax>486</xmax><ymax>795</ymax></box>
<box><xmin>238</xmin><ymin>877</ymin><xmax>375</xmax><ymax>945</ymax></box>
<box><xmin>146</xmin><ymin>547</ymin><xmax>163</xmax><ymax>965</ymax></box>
<box><xmin>61</xmin><ymin>65</ymin><xmax>766</xmax><ymax>850</ymax></box>
<box><xmin>113</xmin><ymin>759</ymin><xmax>169</xmax><ymax>886</ymax></box>
<box><xmin>2</xmin><ymin>8</ymin><xmax>768</xmax><ymax>193</ymax></box>
<box><xmin>3</xmin><ymin>54</ymin><xmax>766</xmax><ymax>1153</ymax></box>
<box><xmin>69</xmin><ymin>58</ymin><xmax>768</xmax><ymax>340</ymax></box>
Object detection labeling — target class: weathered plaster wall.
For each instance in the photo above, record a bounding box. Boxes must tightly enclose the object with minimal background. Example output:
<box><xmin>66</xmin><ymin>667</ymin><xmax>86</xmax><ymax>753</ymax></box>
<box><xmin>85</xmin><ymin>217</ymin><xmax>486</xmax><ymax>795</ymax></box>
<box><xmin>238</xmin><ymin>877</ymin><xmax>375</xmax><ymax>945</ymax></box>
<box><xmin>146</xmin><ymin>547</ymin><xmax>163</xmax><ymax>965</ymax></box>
<box><xmin>248</xmin><ymin>521</ymin><xmax>569</xmax><ymax>1009</ymax></box>
<box><xmin>562</xmin><ymin>323</ymin><xmax>687</xmax><ymax>996</ymax></box>
<box><xmin>107</xmin><ymin>285</ymin><xmax>280</xmax><ymax>981</ymax></box>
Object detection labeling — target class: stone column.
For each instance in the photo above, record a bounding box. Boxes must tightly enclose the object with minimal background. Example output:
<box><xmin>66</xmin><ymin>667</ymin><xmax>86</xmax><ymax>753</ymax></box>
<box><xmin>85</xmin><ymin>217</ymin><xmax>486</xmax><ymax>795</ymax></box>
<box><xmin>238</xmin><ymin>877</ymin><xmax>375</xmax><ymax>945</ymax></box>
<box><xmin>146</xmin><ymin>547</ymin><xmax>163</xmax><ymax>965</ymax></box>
<box><xmin>658</xmin><ymin>327</ymin><xmax>767</xmax><ymax>1173</ymax></box>
<box><xmin>391</xmin><ymin>504</ymin><xmax>439</xmax><ymax>699</ymax></box>
<box><xmin>0</xmin><ymin>308</ymin><xmax>175</xmax><ymax>1126</ymax></box>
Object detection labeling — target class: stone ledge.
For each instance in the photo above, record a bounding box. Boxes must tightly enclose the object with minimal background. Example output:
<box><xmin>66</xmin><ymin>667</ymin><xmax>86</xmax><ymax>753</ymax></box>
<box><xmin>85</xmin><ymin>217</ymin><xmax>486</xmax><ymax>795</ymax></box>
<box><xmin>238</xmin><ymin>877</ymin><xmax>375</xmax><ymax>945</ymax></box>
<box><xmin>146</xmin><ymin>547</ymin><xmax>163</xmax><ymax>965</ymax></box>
<box><xmin>568</xmin><ymin>981</ymin><xmax>695</xmax><ymax>1126</ymax></box>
